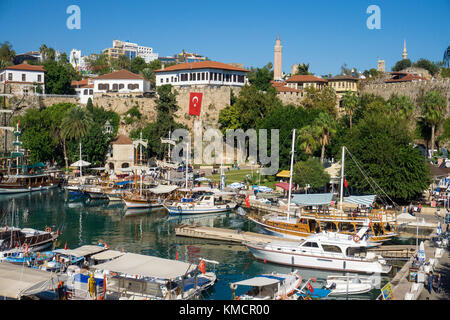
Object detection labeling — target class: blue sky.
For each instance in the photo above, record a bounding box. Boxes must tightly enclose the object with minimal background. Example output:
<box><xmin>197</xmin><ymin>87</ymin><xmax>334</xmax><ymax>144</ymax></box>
<box><xmin>1</xmin><ymin>0</ymin><xmax>449</xmax><ymax>75</ymax></box>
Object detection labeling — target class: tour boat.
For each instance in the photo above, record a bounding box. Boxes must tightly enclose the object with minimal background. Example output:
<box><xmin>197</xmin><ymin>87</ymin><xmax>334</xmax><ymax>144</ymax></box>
<box><xmin>0</xmin><ymin>226</ymin><xmax>59</xmax><ymax>261</ymax></box>
<box><xmin>244</xmin><ymin>142</ymin><xmax>398</xmax><ymax>243</ymax></box>
<box><xmin>230</xmin><ymin>271</ymin><xmax>302</xmax><ymax>300</ymax></box>
<box><xmin>123</xmin><ymin>185</ymin><xmax>178</xmax><ymax>209</ymax></box>
<box><xmin>164</xmin><ymin>194</ymin><xmax>237</xmax><ymax>215</ymax></box>
<box><xmin>0</xmin><ymin>173</ymin><xmax>60</xmax><ymax>194</ymax></box>
<box><xmin>244</xmin><ymin>228</ymin><xmax>391</xmax><ymax>274</ymax></box>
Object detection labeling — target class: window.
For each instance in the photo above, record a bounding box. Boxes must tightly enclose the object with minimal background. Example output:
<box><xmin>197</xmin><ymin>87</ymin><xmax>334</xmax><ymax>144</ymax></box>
<box><xmin>321</xmin><ymin>245</ymin><xmax>342</xmax><ymax>254</ymax></box>
<box><xmin>112</xmin><ymin>83</ymin><xmax>118</xmax><ymax>91</ymax></box>
<box><xmin>37</xmin><ymin>75</ymin><xmax>42</xmax><ymax>82</ymax></box>
<box><xmin>160</xmin><ymin>78</ymin><xmax>163</xmax><ymax>83</ymax></box>
<box><xmin>193</xmin><ymin>73</ymin><xmax>196</xmax><ymax>81</ymax></box>
<box><xmin>202</xmin><ymin>72</ymin><xmax>205</xmax><ymax>80</ymax></box>
<box><xmin>128</xmin><ymin>83</ymin><xmax>133</xmax><ymax>89</ymax></box>
<box><xmin>8</xmin><ymin>73</ymin><xmax>12</xmax><ymax>81</ymax></box>
<box><xmin>119</xmin><ymin>84</ymin><xmax>124</xmax><ymax>90</ymax></box>
<box><xmin>303</xmin><ymin>242</ymin><xmax>319</xmax><ymax>248</ymax></box>
<box><xmin>84</xmin><ymin>89</ymin><xmax>88</xmax><ymax>95</ymax></box>
<box><xmin>89</xmin><ymin>89</ymin><xmax>93</xmax><ymax>95</ymax></box>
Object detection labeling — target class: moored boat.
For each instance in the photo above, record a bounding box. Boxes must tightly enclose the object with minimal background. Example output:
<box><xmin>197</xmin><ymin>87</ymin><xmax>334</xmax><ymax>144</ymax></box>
<box><xmin>164</xmin><ymin>194</ymin><xmax>237</xmax><ymax>215</ymax></box>
<box><xmin>244</xmin><ymin>228</ymin><xmax>391</xmax><ymax>274</ymax></box>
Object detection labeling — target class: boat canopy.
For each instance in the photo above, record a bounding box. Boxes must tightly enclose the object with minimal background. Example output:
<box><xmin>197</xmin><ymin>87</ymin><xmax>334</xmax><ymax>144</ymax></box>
<box><xmin>90</xmin><ymin>250</ymin><xmax>125</xmax><ymax>261</ymax></box>
<box><xmin>0</xmin><ymin>262</ymin><xmax>58</xmax><ymax>299</ymax></box>
<box><xmin>231</xmin><ymin>275</ymin><xmax>281</xmax><ymax>287</ymax></box>
<box><xmin>343</xmin><ymin>195</ymin><xmax>376</xmax><ymax>206</ymax></box>
<box><xmin>70</xmin><ymin>160</ymin><xmax>91</xmax><ymax>167</ymax></box>
<box><xmin>148</xmin><ymin>185</ymin><xmax>178</xmax><ymax>194</ymax></box>
<box><xmin>291</xmin><ymin>193</ymin><xmax>334</xmax><ymax>206</ymax></box>
<box><xmin>114</xmin><ymin>180</ymin><xmax>133</xmax><ymax>186</ymax></box>
<box><xmin>53</xmin><ymin>245</ymin><xmax>108</xmax><ymax>257</ymax></box>
<box><xmin>274</xmin><ymin>182</ymin><xmax>293</xmax><ymax>191</ymax></box>
<box><xmin>92</xmin><ymin>253</ymin><xmax>197</xmax><ymax>280</ymax></box>
<box><xmin>276</xmin><ymin>170</ymin><xmax>290</xmax><ymax>178</ymax></box>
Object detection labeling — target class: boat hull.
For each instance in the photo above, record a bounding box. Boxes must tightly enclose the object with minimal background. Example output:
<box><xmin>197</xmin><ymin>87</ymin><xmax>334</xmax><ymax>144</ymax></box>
<box><xmin>0</xmin><ymin>184</ymin><xmax>58</xmax><ymax>194</ymax></box>
<box><xmin>165</xmin><ymin>203</ymin><xmax>236</xmax><ymax>215</ymax></box>
<box><xmin>246</xmin><ymin>243</ymin><xmax>391</xmax><ymax>274</ymax></box>
<box><xmin>124</xmin><ymin>200</ymin><xmax>163</xmax><ymax>209</ymax></box>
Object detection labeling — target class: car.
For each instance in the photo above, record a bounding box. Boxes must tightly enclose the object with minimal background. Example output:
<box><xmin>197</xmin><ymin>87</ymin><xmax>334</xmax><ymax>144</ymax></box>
<box><xmin>177</xmin><ymin>165</ymin><xmax>193</xmax><ymax>173</ymax></box>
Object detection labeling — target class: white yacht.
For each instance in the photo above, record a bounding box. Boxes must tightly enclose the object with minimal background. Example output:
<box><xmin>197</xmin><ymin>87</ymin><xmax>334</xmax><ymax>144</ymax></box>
<box><xmin>244</xmin><ymin>228</ymin><xmax>391</xmax><ymax>274</ymax></box>
<box><xmin>164</xmin><ymin>194</ymin><xmax>237</xmax><ymax>215</ymax></box>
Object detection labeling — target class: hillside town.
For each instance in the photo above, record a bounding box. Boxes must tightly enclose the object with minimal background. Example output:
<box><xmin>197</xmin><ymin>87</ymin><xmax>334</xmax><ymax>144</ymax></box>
<box><xmin>0</xmin><ymin>1</ymin><xmax>450</xmax><ymax>307</ymax></box>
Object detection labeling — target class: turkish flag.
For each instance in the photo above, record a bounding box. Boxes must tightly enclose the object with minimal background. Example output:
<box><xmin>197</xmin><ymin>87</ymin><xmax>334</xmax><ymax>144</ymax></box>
<box><xmin>307</xmin><ymin>282</ymin><xmax>314</xmax><ymax>294</ymax></box>
<box><xmin>245</xmin><ymin>195</ymin><xmax>250</xmax><ymax>208</ymax></box>
<box><xmin>198</xmin><ymin>260</ymin><xmax>206</xmax><ymax>274</ymax></box>
<box><xmin>344</xmin><ymin>178</ymin><xmax>348</xmax><ymax>188</ymax></box>
<box><xmin>189</xmin><ymin>92</ymin><xmax>203</xmax><ymax>116</ymax></box>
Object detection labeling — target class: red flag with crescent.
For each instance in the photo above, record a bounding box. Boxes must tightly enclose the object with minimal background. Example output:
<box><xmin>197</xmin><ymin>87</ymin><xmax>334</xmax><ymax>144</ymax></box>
<box><xmin>245</xmin><ymin>195</ymin><xmax>250</xmax><ymax>208</ymax></box>
<box><xmin>307</xmin><ymin>282</ymin><xmax>314</xmax><ymax>294</ymax></box>
<box><xmin>344</xmin><ymin>178</ymin><xmax>348</xmax><ymax>188</ymax></box>
<box><xmin>189</xmin><ymin>92</ymin><xmax>203</xmax><ymax>116</ymax></box>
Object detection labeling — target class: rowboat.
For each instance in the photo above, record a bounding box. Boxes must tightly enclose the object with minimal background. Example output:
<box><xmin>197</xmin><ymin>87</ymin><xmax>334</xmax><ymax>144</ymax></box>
<box><xmin>325</xmin><ymin>274</ymin><xmax>380</xmax><ymax>295</ymax></box>
<box><xmin>230</xmin><ymin>271</ymin><xmax>302</xmax><ymax>300</ymax></box>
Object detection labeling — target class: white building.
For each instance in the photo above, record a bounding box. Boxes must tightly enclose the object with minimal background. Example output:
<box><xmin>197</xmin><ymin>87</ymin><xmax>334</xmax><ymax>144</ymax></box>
<box><xmin>154</xmin><ymin>61</ymin><xmax>249</xmax><ymax>87</ymax></box>
<box><xmin>106</xmin><ymin>40</ymin><xmax>158</xmax><ymax>63</ymax></box>
<box><xmin>92</xmin><ymin>69</ymin><xmax>151</xmax><ymax>94</ymax></box>
<box><xmin>71</xmin><ymin>78</ymin><xmax>94</xmax><ymax>104</ymax></box>
<box><xmin>69</xmin><ymin>49</ymin><xmax>89</xmax><ymax>72</ymax></box>
<box><xmin>0</xmin><ymin>62</ymin><xmax>45</xmax><ymax>94</ymax></box>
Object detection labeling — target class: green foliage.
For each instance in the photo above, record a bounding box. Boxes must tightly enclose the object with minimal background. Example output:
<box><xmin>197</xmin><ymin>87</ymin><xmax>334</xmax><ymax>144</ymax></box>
<box><xmin>111</xmin><ymin>54</ymin><xmax>131</xmax><ymax>71</ymax></box>
<box><xmin>439</xmin><ymin>117</ymin><xmax>450</xmax><ymax>144</ymax></box>
<box><xmin>341</xmin><ymin>91</ymin><xmax>358</xmax><ymax>128</ymax></box>
<box><xmin>386</xmin><ymin>94</ymin><xmax>415</xmax><ymax>120</ymax></box>
<box><xmin>295</xmin><ymin>63</ymin><xmax>312</xmax><ymax>75</ymax></box>
<box><xmin>441</xmin><ymin>68</ymin><xmax>450</xmax><ymax>78</ymax></box>
<box><xmin>392</xmin><ymin>59</ymin><xmax>412</xmax><ymax>72</ymax></box>
<box><xmin>247</xmin><ymin>63</ymin><xmax>274</xmax><ymax>91</ymax></box>
<box><xmin>293</xmin><ymin>158</ymin><xmax>330</xmax><ymax>190</ymax></box>
<box><xmin>344</xmin><ymin>112</ymin><xmax>430</xmax><ymax>203</ymax></box>
<box><xmin>0</xmin><ymin>41</ymin><xmax>15</xmax><ymax>65</ymax></box>
<box><xmin>43</xmin><ymin>60</ymin><xmax>80</xmax><ymax>94</ymax></box>
<box><xmin>413</xmin><ymin>58</ymin><xmax>440</xmax><ymax>76</ymax></box>
<box><xmin>85</xmin><ymin>54</ymin><xmax>112</xmax><ymax>75</ymax></box>
<box><xmin>301</xmin><ymin>86</ymin><xmax>338</xmax><ymax>118</ymax></box>
<box><xmin>130</xmin><ymin>57</ymin><xmax>147</xmax><ymax>74</ymax></box>
<box><xmin>125</xmin><ymin>104</ymin><xmax>142</xmax><ymax>124</ymax></box>
<box><xmin>420</xmin><ymin>90</ymin><xmax>447</xmax><ymax>157</ymax></box>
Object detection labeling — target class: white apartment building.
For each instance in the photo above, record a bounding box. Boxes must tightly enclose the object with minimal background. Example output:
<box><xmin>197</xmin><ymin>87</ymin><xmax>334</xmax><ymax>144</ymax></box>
<box><xmin>106</xmin><ymin>40</ymin><xmax>158</xmax><ymax>63</ymax></box>
<box><xmin>154</xmin><ymin>61</ymin><xmax>248</xmax><ymax>87</ymax></box>
<box><xmin>0</xmin><ymin>62</ymin><xmax>45</xmax><ymax>94</ymax></box>
<box><xmin>69</xmin><ymin>49</ymin><xmax>89</xmax><ymax>72</ymax></box>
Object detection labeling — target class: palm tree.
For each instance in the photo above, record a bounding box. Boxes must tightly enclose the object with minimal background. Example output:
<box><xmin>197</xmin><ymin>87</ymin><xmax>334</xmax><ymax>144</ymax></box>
<box><xmin>296</xmin><ymin>63</ymin><xmax>311</xmax><ymax>75</ymax></box>
<box><xmin>39</xmin><ymin>44</ymin><xmax>47</xmax><ymax>63</ymax></box>
<box><xmin>387</xmin><ymin>94</ymin><xmax>414</xmax><ymax>120</ymax></box>
<box><xmin>420</xmin><ymin>90</ymin><xmax>447</xmax><ymax>158</ymax></box>
<box><xmin>297</xmin><ymin>125</ymin><xmax>320</xmax><ymax>156</ymax></box>
<box><xmin>341</xmin><ymin>91</ymin><xmax>358</xmax><ymax>128</ymax></box>
<box><xmin>314</xmin><ymin>112</ymin><xmax>337</xmax><ymax>164</ymax></box>
<box><xmin>61</xmin><ymin>106</ymin><xmax>93</xmax><ymax>170</ymax></box>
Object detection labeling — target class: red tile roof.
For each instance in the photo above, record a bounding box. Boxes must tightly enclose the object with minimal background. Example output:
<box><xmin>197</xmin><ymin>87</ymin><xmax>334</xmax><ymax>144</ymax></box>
<box><xmin>286</xmin><ymin>75</ymin><xmax>327</xmax><ymax>83</ymax></box>
<box><xmin>155</xmin><ymin>61</ymin><xmax>249</xmax><ymax>73</ymax></box>
<box><xmin>95</xmin><ymin>69</ymin><xmax>144</xmax><ymax>80</ymax></box>
<box><xmin>385</xmin><ymin>73</ymin><xmax>424</xmax><ymax>83</ymax></box>
<box><xmin>71</xmin><ymin>79</ymin><xmax>91</xmax><ymax>87</ymax></box>
<box><xmin>271</xmin><ymin>81</ymin><xmax>287</xmax><ymax>87</ymax></box>
<box><xmin>3</xmin><ymin>63</ymin><xmax>45</xmax><ymax>72</ymax></box>
<box><xmin>274</xmin><ymin>86</ymin><xmax>302</xmax><ymax>93</ymax></box>
<box><xmin>110</xmin><ymin>134</ymin><xmax>133</xmax><ymax>145</ymax></box>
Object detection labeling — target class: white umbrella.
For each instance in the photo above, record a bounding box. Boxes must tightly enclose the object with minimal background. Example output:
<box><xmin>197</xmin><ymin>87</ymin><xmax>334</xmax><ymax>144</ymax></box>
<box><xmin>71</xmin><ymin>160</ymin><xmax>91</xmax><ymax>167</ymax></box>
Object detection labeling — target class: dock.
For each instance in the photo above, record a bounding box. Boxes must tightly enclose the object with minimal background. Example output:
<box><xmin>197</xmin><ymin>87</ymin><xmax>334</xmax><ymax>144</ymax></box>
<box><xmin>174</xmin><ymin>224</ymin><xmax>298</xmax><ymax>244</ymax></box>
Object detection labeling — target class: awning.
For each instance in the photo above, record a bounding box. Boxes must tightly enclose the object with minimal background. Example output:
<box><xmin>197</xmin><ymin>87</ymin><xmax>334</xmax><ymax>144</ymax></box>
<box><xmin>274</xmin><ymin>182</ymin><xmax>293</xmax><ymax>191</ymax></box>
<box><xmin>343</xmin><ymin>195</ymin><xmax>376</xmax><ymax>206</ymax></box>
<box><xmin>0</xmin><ymin>262</ymin><xmax>58</xmax><ymax>299</ymax></box>
<box><xmin>291</xmin><ymin>193</ymin><xmax>334</xmax><ymax>206</ymax></box>
<box><xmin>91</xmin><ymin>253</ymin><xmax>197</xmax><ymax>279</ymax></box>
<box><xmin>90</xmin><ymin>250</ymin><xmax>125</xmax><ymax>261</ymax></box>
<box><xmin>115</xmin><ymin>180</ymin><xmax>133</xmax><ymax>186</ymax></box>
<box><xmin>276</xmin><ymin>170</ymin><xmax>290</xmax><ymax>178</ymax></box>
<box><xmin>232</xmin><ymin>276</ymin><xmax>281</xmax><ymax>287</ymax></box>
<box><xmin>53</xmin><ymin>245</ymin><xmax>108</xmax><ymax>257</ymax></box>
<box><xmin>148</xmin><ymin>185</ymin><xmax>178</xmax><ymax>194</ymax></box>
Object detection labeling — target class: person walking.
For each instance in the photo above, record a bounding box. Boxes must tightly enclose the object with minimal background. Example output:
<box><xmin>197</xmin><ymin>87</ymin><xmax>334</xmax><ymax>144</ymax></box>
<box><xmin>435</xmin><ymin>273</ymin><xmax>442</xmax><ymax>293</ymax></box>
<box><xmin>427</xmin><ymin>271</ymin><xmax>433</xmax><ymax>294</ymax></box>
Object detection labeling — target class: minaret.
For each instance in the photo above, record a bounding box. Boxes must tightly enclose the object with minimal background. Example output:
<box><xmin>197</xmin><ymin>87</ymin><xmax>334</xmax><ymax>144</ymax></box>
<box><xmin>402</xmin><ymin>40</ymin><xmax>408</xmax><ymax>60</ymax></box>
<box><xmin>274</xmin><ymin>36</ymin><xmax>283</xmax><ymax>81</ymax></box>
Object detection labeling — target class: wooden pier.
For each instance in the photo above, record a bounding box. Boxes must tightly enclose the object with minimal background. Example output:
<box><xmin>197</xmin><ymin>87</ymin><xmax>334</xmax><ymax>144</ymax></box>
<box><xmin>174</xmin><ymin>224</ymin><xmax>298</xmax><ymax>244</ymax></box>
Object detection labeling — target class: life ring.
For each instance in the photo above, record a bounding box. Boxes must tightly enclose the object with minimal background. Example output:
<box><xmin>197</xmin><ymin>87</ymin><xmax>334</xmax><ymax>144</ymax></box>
<box><xmin>230</xmin><ymin>283</ymin><xmax>237</xmax><ymax>290</ymax></box>
<box><xmin>353</xmin><ymin>235</ymin><xmax>361</xmax><ymax>242</ymax></box>
<box><xmin>45</xmin><ymin>227</ymin><xmax>52</xmax><ymax>233</ymax></box>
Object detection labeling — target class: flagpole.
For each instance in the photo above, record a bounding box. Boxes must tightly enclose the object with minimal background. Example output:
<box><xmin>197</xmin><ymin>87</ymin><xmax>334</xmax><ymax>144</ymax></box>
<box><xmin>339</xmin><ymin>146</ymin><xmax>345</xmax><ymax>211</ymax></box>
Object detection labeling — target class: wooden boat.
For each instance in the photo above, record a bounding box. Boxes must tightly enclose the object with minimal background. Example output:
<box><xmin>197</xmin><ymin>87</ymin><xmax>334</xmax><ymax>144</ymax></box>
<box><xmin>0</xmin><ymin>227</ymin><xmax>59</xmax><ymax>260</ymax></box>
<box><xmin>230</xmin><ymin>271</ymin><xmax>302</xmax><ymax>300</ymax></box>
<box><xmin>0</xmin><ymin>173</ymin><xmax>60</xmax><ymax>194</ymax></box>
<box><xmin>123</xmin><ymin>185</ymin><xmax>178</xmax><ymax>209</ymax></box>
<box><xmin>244</xmin><ymin>227</ymin><xmax>392</xmax><ymax>274</ymax></box>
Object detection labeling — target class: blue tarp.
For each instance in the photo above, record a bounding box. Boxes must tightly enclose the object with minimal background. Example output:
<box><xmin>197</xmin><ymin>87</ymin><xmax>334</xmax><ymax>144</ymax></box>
<box><xmin>343</xmin><ymin>195</ymin><xmax>376</xmax><ymax>206</ymax></box>
<box><xmin>291</xmin><ymin>193</ymin><xmax>334</xmax><ymax>206</ymax></box>
<box><xmin>74</xmin><ymin>273</ymin><xmax>104</xmax><ymax>286</ymax></box>
<box><xmin>115</xmin><ymin>180</ymin><xmax>133</xmax><ymax>186</ymax></box>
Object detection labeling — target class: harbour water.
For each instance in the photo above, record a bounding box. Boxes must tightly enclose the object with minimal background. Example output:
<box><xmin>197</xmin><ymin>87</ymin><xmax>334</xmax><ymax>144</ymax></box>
<box><xmin>0</xmin><ymin>189</ymin><xmax>405</xmax><ymax>300</ymax></box>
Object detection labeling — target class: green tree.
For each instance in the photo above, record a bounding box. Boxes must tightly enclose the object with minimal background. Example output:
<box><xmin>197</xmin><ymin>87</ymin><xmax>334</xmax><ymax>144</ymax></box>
<box><xmin>392</xmin><ymin>59</ymin><xmax>412</xmax><ymax>72</ymax></box>
<box><xmin>341</xmin><ymin>91</ymin><xmax>358</xmax><ymax>128</ymax></box>
<box><xmin>344</xmin><ymin>112</ymin><xmax>430</xmax><ymax>203</ymax></box>
<box><xmin>86</xmin><ymin>54</ymin><xmax>112</xmax><ymax>75</ymax></box>
<box><xmin>247</xmin><ymin>63</ymin><xmax>274</xmax><ymax>91</ymax></box>
<box><xmin>39</xmin><ymin>44</ymin><xmax>48</xmax><ymax>63</ymax></box>
<box><xmin>420</xmin><ymin>90</ymin><xmax>447</xmax><ymax>158</ymax></box>
<box><xmin>386</xmin><ymin>94</ymin><xmax>414</xmax><ymax>120</ymax></box>
<box><xmin>293</xmin><ymin>158</ymin><xmax>330</xmax><ymax>190</ymax></box>
<box><xmin>0</xmin><ymin>41</ymin><xmax>15</xmax><ymax>65</ymax></box>
<box><xmin>111</xmin><ymin>54</ymin><xmax>131</xmax><ymax>71</ymax></box>
<box><xmin>314</xmin><ymin>112</ymin><xmax>337</xmax><ymax>163</ymax></box>
<box><xmin>130</xmin><ymin>57</ymin><xmax>147</xmax><ymax>74</ymax></box>
<box><xmin>297</xmin><ymin>125</ymin><xmax>320</xmax><ymax>156</ymax></box>
<box><xmin>43</xmin><ymin>60</ymin><xmax>79</xmax><ymax>94</ymax></box>
<box><xmin>61</xmin><ymin>106</ymin><xmax>93</xmax><ymax>169</ymax></box>
<box><xmin>295</xmin><ymin>63</ymin><xmax>312</xmax><ymax>75</ymax></box>
<box><xmin>413</xmin><ymin>58</ymin><xmax>439</xmax><ymax>76</ymax></box>
<box><xmin>301</xmin><ymin>86</ymin><xmax>338</xmax><ymax>118</ymax></box>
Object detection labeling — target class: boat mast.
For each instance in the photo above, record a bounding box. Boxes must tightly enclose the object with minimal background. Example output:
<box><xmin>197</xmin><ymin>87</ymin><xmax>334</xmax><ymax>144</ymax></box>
<box><xmin>287</xmin><ymin>129</ymin><xmax>296</xmax><ymax>220</ymax></box>
<box><xmin>339</xmin><ymin>146</ymin><xmax>345</xmax><ymax>211</ymax></box>
<box><xmin>185</xmin><ymin>141</ymin><xmax>189</xmax><ymax>188</ymax></box>
<box><xmin>79</xmin><ymin>142</ymin><xmax>83</xmax><ymax>179</ymax></box>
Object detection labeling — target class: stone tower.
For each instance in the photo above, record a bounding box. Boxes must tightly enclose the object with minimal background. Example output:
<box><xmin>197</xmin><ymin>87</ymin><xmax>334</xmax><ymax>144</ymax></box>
<box><xmin>402</xmin><ymin>40</ymin><xmax>408</xmax><ymax>60</ymax></box>
<box><xmin>274</xmin><ymin>36</ymin><xmax>283</xmax><ymax>81</ymax></box>
<box><xmin>377</xmin><ymin>59</ymin><xmax>385</xmax><ymax>72</ymax></box>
